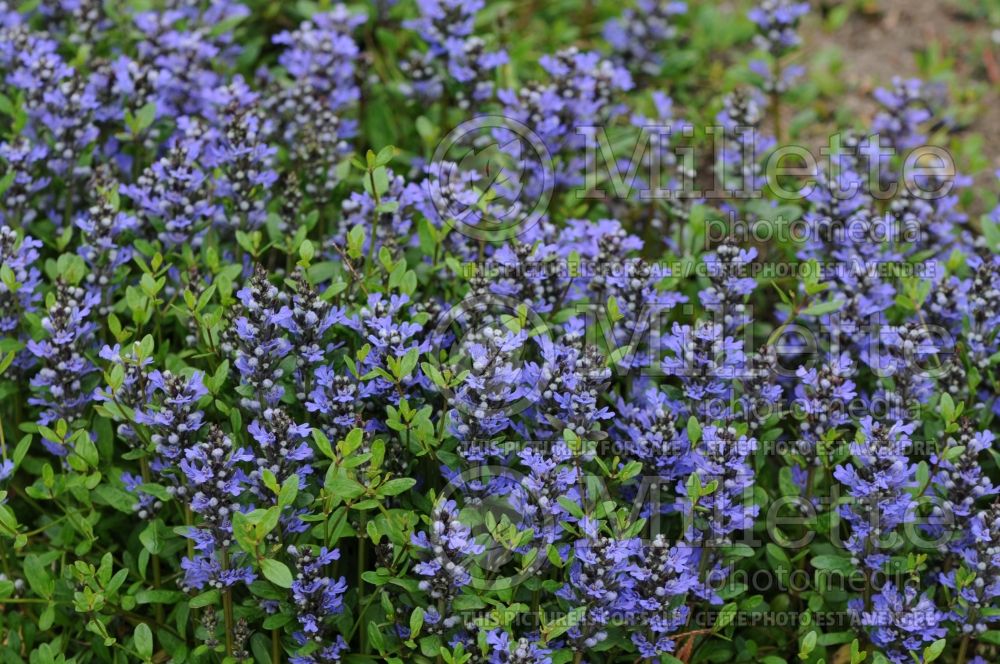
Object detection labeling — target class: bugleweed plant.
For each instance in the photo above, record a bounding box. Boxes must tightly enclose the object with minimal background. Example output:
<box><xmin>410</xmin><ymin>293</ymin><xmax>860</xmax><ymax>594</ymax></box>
<box><xmin>0</xmin><ymin>1</ymin><xmax>999</xmax><ymax>664</ymax></box>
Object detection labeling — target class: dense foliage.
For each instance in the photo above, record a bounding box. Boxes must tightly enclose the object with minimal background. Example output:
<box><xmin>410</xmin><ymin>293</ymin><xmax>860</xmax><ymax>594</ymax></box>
<box><xmin>0</xmin><ymin>1</ymin><xmax>999</xmax><ymax>664</ymax></box>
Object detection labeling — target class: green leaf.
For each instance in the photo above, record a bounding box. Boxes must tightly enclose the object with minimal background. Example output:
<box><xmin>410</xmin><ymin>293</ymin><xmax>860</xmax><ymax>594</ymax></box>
<box><xmin>543</xmin><ymin>605</ymin><xmax>585</xmax><ymax>642</ymax></box>
<box><xmin>379</xmin><ymin>478</ymin><xmax>416</xmax><ymax>497</ymax></box>
<box><xmin>299</xmin><ymin>239</ymin><xmax>315</xmax><ymax>263</ymax></box>
<box><xmin>410</xmin><ymin>606</ymin><xmax>425</xmax><ymax>639</ymax></box>
<box><xmin>313</xmin><ymin>429</ymin><xmax>335</xmax><ymax>459</ymax></box>
<box><xmin>325</xmin><ymin>474</ymin><xmax>366</xmax><ymax>500</ymax></box>
<box><xmin>12</xmin><ymin>433</ymin><xmax>31</xmax><ymax>468</ymax></box>
<box><xmin>810</xmin><ymin>554</ymin><xmax>853</xmax><ymax>573</ymax></box>
<box><xmin>398</xmin><ymin>347</ymin><xmax>420</xmax><ymax>378</ymax></box>
<box><xmin>0</xmin><ymin>350</ymin><xmax>15</xmax><ymax>376</ymax></box>
<box><xmin>798</xmin><ymin>630</ymin><xmax>817</xmax><ymax>660</ymax></box>
<box><xmin>74</xmin><ymin>431</ymin><xmax>99</xmax><ymax>468</ymax></box>
<box><xmin>232</xmin><ymin>510</ymin><xmax>257</xmax><ymax>553</ymax></box>
<box><xmin>940</xmin><ymin>393</ymin><xmax>956</xmax><ymax>424</ymax></box>
<box><xmin>134</xmin><ymin>589</ymin><xmax>184</xmax><ymax>604</ymax></box>
<box><xmin>765</xmin><ymin>543</ymin><xmax>791</xmax><ymax>571</ymax></box>
<box><xmin>262</xmin><ymin>559</ymin><xmax>293</xmax><ymax>588</ymax></box>
<box><xmin>190</xmin><ymin>589</ymin><xmax>220</xmax><ymax>608</ymax></box>
<box><xmin>250</xmin><ymin>632</ymin><xmax>273</xmax><ymax>664</ymax></box>
<box><xmin>348</xmin><ymin>225</ymin><xmax>366</xmax><ymax>259</ymax></box>
<box><xmin>557</xmin><ymin>496</ymin><xmax>584</xmax><ymax>518</ymax></box>
<box><xmin>686</xmin><ymin>472</ymin><xmax>702</xmax><ymax>500</ymax></box>
<box><xmin>263</xmin><ymin>613</ymin><xmax>293</xmax><ymax>629</ymax></box>
<box><xmin>24</xmin><ymin>554</ymin><xmax>54</xmax><ymax>598</ymax></box>
<box><xmin>0</xmin><ymin>93</ymin><xmax>14</xmax><ymax>117</ymax></box>
<box><xmin>922</xmin><ymin>639</ymin><xmax>946</xmax><ymax>662</ymax></box>
<box><xmin>0</xmin><ymin>171</ymin><xmax>15</xmax><ymax>199</ymax></box>
<box><xmin>278</xmin><ymin>475</ymin><xmax>299</xmax><ymax>508</ymax></box>
<box><xmin>983</xmin><ymin>214</ymin><xmax>1000</xmax><ymax>253</ymax></box>
<box><xmin>139</xmin><ymin>519</ymin><xmax>172</xmax><ymax>555</ymax></box>
<box><xmin>39</xmin><ymin>603</ymin><xmax>55</xmax><ymax>630</ymax></box>
<box><xmin>0</xmin><ymin>503</ymin><xmax>18</xmax><ymax>538</ymax></box>
<box><xmin>801</xmin><ymin>298</ymin><xmax>844</xmax><ymax>317</ymax></box>
<box><xmin>686</xmin><ymin>416</ymin><xmax>701</xmax><ymax>444</ymax></box>
<box><xmin>134</xmin><ymin>623</ymin><xmax>153</xmax><ymax>661</ymax></box>
<box><xmin>375</xmin><ymin>145</ymin><xmax>396</xmax><ymax>167</ymax></box>
<box><xmin>778</xmin><ymin>466</ymin><xmax>799</xmax><ymax>497</ymax></box>
<box><xmin>133</xmin><ymin>102</ymin><xmax>157</xmax><ymax>134</ymax></box>
<box><xmin>714</xmin><ymin>603</ymin><xmax>737</xmax><ymax>631</ymax></box>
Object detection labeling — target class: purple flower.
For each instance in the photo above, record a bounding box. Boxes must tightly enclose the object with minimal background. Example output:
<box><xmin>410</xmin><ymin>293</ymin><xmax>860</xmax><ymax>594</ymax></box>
<box><xmin>75</xmin><ymin>186</ymin><xmax>137</xmax><ymax>315</ymax></box>
<box><xmin>872</xmin><ymin>78</ymin><xmax>942</xmax><ymax>151</ymax></box>
<box><xmin>0</xmin><ymin>225</ymin><xmax>43</xmax><ymax>334</ymax></box>
<box><xmin>931</xmin><ymin>422</ymin><xmax>996</xmax><ymax>522</ymax></box>
<box><xmin>247</xmin><ymin>408</ymin><xmax>314</xmax><ymax>492</ymax></box>
<box><xmin>661</xmin><ymin>321</ymin><xmax>745</xmax><ymax>416</ymax></box>
<box><xmin>411</xmin><ymin>499</ymin><xmax>485</xmax><ymax>602</ymax></box>
<box><xmin>532</xmin><ymin>333</ymin><xmax>613</xmax><ymax>439</ymax></box>
<box><xmin>134</xmin><ymin>369</ymin><xmax>208</xmax><ymax>463</ymax></box>
<box><xmin>604</xmin><ymin>0</ymin><xmax>686</xmax><ymax>76</ymax></box>
<box><xmin>850</xmin><ymin>582</ymin><xmax>946</xmax><ymax>664</ymax></box>
<box><xmin>555</xmin><ymin>518</ymin><xmax>640</xmax><ymax>650</ymax></box>
<box><xmin>628</xmin><ymin>535</ymin><xmax>700</xmax><ymax>658</ymax></box>
<box><xmin>268</xmin><ymin>6</ymin><xmax>363</xmax><ymax>194</ymax></box>
<box><xmin>793</xmin><ymin>352</ymin><xmax>857</xmax><ymax>454</ymax></box>
<box><xmin>699</xmin><ymin>240</ymin><xmax>757</xmax><ymax>332</ymax></box>
<box><xmin>223</xmin><ymin>265</ymin><xmax>295</xmax><ymax>410</ymax></box>
<box><xmin>0</xmin><ymin>138</ymin><xmax>50</xmax><ymax>224</ymax></box>
<box><xmin>27</xmin><ymin>281</ymin><xmax>99</xmax><ymax>455</ymax></box>
<box><xmin>306</xmin><ymin>364</ymin><xmax>363</xmax><ymax>440</ymax></box>
<box><xmin>833</xmin><ymin>418</ymin><xmax>918</xmax><ymax>571</ymax></box>
<box><xmin>748</xmin><ymin>0</ymin><xmax>809</xmax><ymax>56</ymax></box>
<box><xmin>484</xmin><ymin>628</ymin><xmax>552</xmax><ymax>664</ymax></box>
<box><xmin>499</xmin><ymin>48</ymin><xmax>632</xmax><ymax>192</ymax></box>
<box><xmin>715</xmin><ymin>89</ymin><xmax>774</xmax><ymax>193</ymax></box>
<box><xmin>288</xmin><ymin>267</ymin><xmax>345</xmax><ymax>372</ymax></box>
<box><xmin>179</xmin><ymin>424</ymin><xmax>253</xmax><ymax>584</ymax></box>
<box><xmin>940</xmin><ymin>500</ymin><xmax>1000</xmax><ymax>635</ymax></box>
<box><xmin>862</xmin><ymin>322</ymin><xmax>938</xmax><ymax>419</ymax></box>
<box><xmin>206</xmin><ymin>78</ymin><xmax>278</xmax><ymax>232</ymax></box>
<box><xmin>614</xmin><ymin>384</ymin><xmax>692</xmax><ymax>481</ymax></box>
<box><xmin>331</xmin><ymin>168</ymin><xmax>426</xmax><ymax>257</ymax></box>
<box><xmin>681</xmin><ymin>425</ymin><xmax>759</xmax><ymax>551</ymax></box>
<box><xmin>286</xmin><ymin>545</ymin><xmax>349</xmax><ymax>660</ymax></box>
<box><xmin>402</xmin><ymin>0</ymin><xmax>507</xmax><ymax>106</ymax></box>
<box><xmin>446</xmin><ymin>319</ymin><xmax>536</xmax><ymax>458</ymax></box>
<box><xmin>0</xmin><ymin>459</ymin><xmax>14</xmax><ymax>482</ymax></box>
<box><xmin>127</xmin><ymin>1</ymin><xmax>248</xmax><ymax>117</ymax></box>
<box><xmin>120</xmin><ymin>121</ymin><xmax>219</xmax><ymax>247</ymax></box>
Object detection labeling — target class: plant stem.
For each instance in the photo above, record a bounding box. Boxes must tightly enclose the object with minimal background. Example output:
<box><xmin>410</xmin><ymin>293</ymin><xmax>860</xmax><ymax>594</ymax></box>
<box><xmin>222</xmin><ymin>548</ymin><xmax>235</xmax><ymax>658</ymax></box>
<box><xmin>771</xmin><ymin>57</ymin><xmax>783</xmax><ymax>143</ymax></box>
<box><xmin>957</xmin><ymin>635</ymin><xmax>971</xmax><ymax>664</ymax></box>
<box><xmin>793</xmin><ymin>464</ymin><xmax>816</xmax><ymax>611</ymax></box>
<box><xmin>151</xmin><ymin>555</ymin><xmax>163</xmax><ymax>622</ymax></box>
<box><xmin>139</xmin><ymin>456</ymin><xmax>165</xmax><ymax>625</ymax></box>
<box><xmin>363</xmin><ymin>168</ymin><xmax>380</xmax><ymax>282</ymax></box>
<box><xmin>358</xmin><ymin>513</ymin><xmax>368</xmax><ymax>654</ymax></box>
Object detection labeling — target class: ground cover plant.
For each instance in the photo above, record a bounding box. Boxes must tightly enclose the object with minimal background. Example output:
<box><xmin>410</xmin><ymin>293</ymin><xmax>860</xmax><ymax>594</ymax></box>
<box><xmin>1</xmin><ymin>0</ymin><xmax>1000</xmax><ymax>663</ymax></box>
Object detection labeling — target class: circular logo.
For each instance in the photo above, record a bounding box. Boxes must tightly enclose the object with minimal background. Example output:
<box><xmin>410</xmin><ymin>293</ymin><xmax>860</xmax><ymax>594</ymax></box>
<box><xmin>428</xmin><ymin>115</ymin><xmax>553</xmax><ymax>242</ymax></box>
<box><xmin>430</xmin><ymin>293</ymin><xmax>548</xmax><ymax>422</ymax></box>
<box><xmin>426</xmin><ymin>293</ymin><xmax>549</xmax><ymax>423</ymax></box>
<box><xmin>434</xmin><ymin>465</ymin><xmax>552</xmax><ymax>592</ymax></box>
